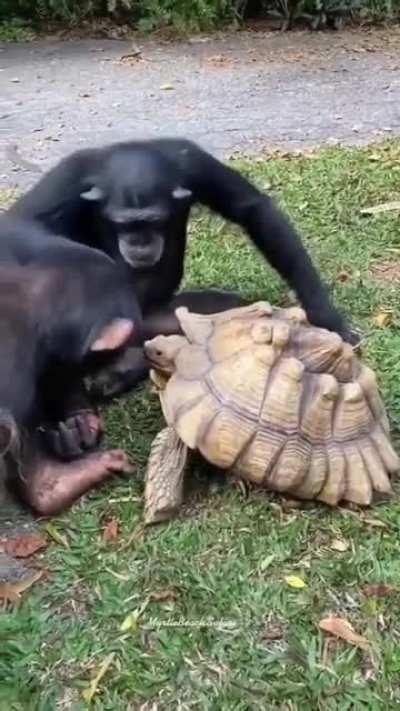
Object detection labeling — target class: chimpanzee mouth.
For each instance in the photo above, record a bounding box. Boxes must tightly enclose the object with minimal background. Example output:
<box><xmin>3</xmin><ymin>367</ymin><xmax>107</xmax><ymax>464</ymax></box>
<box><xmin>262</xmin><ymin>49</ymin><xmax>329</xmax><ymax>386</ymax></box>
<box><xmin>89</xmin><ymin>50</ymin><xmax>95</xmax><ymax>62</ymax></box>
<box><xmin>118</xmin><ymin>237</ymin><xmax>162</xmax><ymax>268</ymax></box>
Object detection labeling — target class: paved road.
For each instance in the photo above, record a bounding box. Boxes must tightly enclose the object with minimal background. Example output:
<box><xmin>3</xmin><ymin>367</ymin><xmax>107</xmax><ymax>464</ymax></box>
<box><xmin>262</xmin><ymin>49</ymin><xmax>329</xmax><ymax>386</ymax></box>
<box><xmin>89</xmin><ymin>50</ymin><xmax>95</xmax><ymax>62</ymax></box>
<box><xmin>1</xmin><ymin>27</ymin><xmax>400</xmax><ymax>189</ymax></box>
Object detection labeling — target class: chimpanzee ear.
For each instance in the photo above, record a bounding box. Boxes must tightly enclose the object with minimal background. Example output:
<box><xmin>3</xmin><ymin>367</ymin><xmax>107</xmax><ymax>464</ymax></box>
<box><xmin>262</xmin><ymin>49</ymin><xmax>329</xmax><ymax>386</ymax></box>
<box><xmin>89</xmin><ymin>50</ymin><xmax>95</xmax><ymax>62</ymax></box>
<box><xmin>172</xmin><ymin>186</ymin><xmax>192</xmax><ymax>200</ymax></box>
<box><xmin>90</xmin><ymin>318</ymin><xmax>134</xmax><ymax>352</ymax></box>
<box><xmin>80</xmin><ymin>185</ymin><xmax>105</xmax><ymax>201</ymax></box>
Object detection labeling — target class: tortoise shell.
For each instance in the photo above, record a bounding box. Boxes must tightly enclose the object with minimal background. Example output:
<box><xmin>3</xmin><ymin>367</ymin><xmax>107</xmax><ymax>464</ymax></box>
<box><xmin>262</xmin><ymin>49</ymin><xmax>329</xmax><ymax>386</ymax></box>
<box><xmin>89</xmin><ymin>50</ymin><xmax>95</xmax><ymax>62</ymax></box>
<box><xmin>145</xmin><ymin>302</ymin><xmax>398</xmax><ymax>506</ymax></box>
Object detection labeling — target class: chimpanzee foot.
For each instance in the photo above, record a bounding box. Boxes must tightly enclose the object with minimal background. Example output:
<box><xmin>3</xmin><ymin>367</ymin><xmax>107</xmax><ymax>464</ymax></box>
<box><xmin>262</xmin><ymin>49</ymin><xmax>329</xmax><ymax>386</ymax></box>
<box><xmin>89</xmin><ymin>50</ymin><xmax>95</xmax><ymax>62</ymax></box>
<box><xmin>42</xmin><ymin>410</ymin><xmax>104</xmax><ymax>460</ymax></box>
<box><xmin>26</xmin><ymin>449</ymin><xmax>133</xmax><ymax>516</ymax></box>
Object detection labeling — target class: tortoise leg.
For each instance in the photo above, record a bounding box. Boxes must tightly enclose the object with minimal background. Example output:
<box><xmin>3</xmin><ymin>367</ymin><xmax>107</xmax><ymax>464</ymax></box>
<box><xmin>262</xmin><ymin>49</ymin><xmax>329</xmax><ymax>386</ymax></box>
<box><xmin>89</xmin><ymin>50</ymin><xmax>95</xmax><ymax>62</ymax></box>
<box><xmin>144</xmin><ymin>427</ymin><xmax>188</xmax><ymax>525</ymax></box>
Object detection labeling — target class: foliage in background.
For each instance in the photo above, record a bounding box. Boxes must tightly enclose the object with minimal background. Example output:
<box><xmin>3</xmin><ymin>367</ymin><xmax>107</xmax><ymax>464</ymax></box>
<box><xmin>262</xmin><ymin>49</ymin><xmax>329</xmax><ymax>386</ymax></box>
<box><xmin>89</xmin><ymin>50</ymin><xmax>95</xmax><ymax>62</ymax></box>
<box><xmin>0</xmin><ymin>0</ymin><xmax>398</xmax><ymax>34</ymax></box>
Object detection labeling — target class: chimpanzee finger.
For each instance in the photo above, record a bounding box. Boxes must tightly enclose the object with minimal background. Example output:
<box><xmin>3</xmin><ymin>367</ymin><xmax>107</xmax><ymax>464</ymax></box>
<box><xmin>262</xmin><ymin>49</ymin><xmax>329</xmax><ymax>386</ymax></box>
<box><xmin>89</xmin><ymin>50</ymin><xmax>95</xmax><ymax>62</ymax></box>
<box><xmin>75</xmin><ymin>413</ymin><xmax>101</xmax><ymax>450</ymax></box>
<box><xmin>42</xmin><ymin>425</ymin><xmax>82</xmax><ymax>460</ymax></box>
<box><xmin>58</xmin><ymin>421</ymin><xmax>85</xmax><ymax>459</ymax></box>
<box><xmin>42</xmin><ymin>429</ymin><xmax>62</xmax><ymax>457</ymax></box>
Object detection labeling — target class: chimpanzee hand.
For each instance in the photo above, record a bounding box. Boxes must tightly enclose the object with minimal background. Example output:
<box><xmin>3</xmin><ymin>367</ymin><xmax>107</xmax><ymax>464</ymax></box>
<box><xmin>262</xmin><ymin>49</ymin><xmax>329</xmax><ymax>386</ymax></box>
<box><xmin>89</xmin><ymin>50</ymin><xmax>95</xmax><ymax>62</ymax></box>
<box><xmin>87</xmin><ymin>346</ymin><xmax>150</xmax><ymax>401</ymax></box>
<box><xmin>42</xmin><ymin>410</ymin><xmax>104</xmax><ymax>461</ymax></box>
<box><xmin>306</xmin><ymin>303</ymin><xmax>360</xmax><ymax>348</ymax></box>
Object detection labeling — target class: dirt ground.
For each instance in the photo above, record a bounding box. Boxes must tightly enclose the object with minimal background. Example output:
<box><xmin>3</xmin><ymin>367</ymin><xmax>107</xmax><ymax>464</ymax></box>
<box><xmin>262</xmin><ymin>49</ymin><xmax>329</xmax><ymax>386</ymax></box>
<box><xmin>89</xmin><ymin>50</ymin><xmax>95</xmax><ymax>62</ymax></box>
<box><xmin>1</xmin><ymin>26</ymin><xmax>400</xmax><ymax>189</ymax></box>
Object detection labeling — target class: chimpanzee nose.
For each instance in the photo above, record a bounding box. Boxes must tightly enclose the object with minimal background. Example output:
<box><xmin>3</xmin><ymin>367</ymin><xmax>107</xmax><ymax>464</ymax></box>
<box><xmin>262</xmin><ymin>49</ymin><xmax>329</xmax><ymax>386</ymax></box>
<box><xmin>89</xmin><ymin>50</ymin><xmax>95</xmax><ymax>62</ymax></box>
<box><xmin>122</xmin><ymin>232</ymin><xmax>148</xmax><ymax>247</ymax></box>
<box><xmin>134</xmin><ymin>234</ymin><xmax>150</xmax><ymax>247</ymax></box>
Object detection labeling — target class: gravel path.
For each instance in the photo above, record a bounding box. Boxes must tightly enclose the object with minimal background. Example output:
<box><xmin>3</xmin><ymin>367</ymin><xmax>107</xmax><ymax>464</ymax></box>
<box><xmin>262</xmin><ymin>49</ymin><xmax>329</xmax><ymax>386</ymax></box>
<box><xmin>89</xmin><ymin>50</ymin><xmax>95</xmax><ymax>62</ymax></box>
<box><xmin>1</xmin><ymin>27</ymin><xmax>400</xmax><ymax>189</ymax></box>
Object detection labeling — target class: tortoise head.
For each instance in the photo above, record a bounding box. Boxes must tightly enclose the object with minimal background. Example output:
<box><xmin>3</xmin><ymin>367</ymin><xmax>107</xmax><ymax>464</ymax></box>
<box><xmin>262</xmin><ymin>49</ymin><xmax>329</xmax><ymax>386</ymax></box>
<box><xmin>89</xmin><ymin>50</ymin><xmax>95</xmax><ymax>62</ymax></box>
<box><xmin>144</xmin><ymin>334</ymin><xmax>187</xmax><ymax>376</ymax></box>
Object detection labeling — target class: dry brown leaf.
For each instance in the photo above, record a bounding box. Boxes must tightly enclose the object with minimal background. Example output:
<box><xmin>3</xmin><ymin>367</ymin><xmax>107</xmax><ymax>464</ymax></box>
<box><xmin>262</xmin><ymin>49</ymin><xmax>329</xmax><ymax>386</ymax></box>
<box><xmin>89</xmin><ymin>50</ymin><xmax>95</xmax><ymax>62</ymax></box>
<box><xmin>150</xmin><ymin>588</ymin><xmax>178</xmax><ymax>603</ymax></box>
<box><xmin>361</xmin><ymin>201</ymin><xmax>400</xmax><ymax>215</ymax></box>
<box><xmin>373</xmin><ymin>310</ymin><xmax>393</xmax><ymax>329</ymax></box>
<box><xmin>370</xmin><ymin>260</ymin><xmax>400</xmax><ymax>285</ymax></box>
<box><xmin>330</xmin><ymin>538</ymin><xmax>350</xmax><ymax>552</ymax></box>
<box><xmin>362</xmin><ymin>583</ymin><xmax>396</xmax><ymax>598</ymax></box>
<box><xmin>0</xmin><ymin>570</ymin><xmax>43</xmax><ymax>606</ymax></box>
<box><xmin>261</xmin><ymin>622</ymin><xmax>285</xmax><ymax>641</ymax></box>
<box><xmin>364</xmin><ymin>517</ymin><xmax>389</xmax><ymax>528</ymax></box>
<box><xmin>102</xmin><ymin>518</ymin><xmax>119</xmax><ymax>543</ymax></box>
<box><xmin>205</xmin><ymin>54</ymin><xmax>233</xmax><ymax>68</ymax></box>
<box><xmin>318</xmin><ymin>616</ymin><xmax>370</xmax><ymax>650</ymax></box>
<box><xmin>0</xmin><ymin>534</ymin><xmax>47</xmax><ymax>558</ymax></box>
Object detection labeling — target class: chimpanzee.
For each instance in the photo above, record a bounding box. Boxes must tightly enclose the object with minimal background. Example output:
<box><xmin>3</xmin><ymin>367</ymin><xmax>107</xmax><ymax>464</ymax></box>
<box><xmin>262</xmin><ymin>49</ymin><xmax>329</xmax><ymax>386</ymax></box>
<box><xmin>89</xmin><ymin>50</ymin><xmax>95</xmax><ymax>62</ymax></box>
<box><xmin>10</xmin><ymin>138</ymin><xmax>354</xmax><ymax>341</ymax></box>
<box><xmin>0</xmin><ymin>215</ymin><xmax>144</xmax><ymax>515</ymax></box>
<box><xmin>0</xmin><ymin>215</ymin><xmax>246</xmax><ymax>513</ymax></box>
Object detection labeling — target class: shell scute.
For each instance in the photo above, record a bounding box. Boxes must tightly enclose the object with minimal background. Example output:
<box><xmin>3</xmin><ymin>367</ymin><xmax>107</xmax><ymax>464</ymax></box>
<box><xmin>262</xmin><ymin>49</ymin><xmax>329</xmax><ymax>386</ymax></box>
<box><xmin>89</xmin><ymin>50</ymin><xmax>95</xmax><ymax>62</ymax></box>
<box><xmin>148</xmin><ymin>303</ymin><xmax>398</xmax><ymax>507</ymax></box>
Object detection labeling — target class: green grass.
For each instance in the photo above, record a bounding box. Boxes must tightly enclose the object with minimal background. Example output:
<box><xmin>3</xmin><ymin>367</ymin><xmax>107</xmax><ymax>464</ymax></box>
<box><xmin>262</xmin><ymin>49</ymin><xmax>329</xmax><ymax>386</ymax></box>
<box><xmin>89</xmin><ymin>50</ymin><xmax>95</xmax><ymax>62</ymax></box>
<box><xmin>2</xmin><ymin>141</ymin><xmax>400</xmax><ymax>709</ymax></box>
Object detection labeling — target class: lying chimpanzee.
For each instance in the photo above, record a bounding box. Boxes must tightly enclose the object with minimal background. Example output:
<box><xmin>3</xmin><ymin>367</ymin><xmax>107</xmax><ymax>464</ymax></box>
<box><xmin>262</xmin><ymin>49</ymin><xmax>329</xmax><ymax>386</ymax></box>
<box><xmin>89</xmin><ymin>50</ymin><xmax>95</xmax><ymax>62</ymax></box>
<box><xmin>0</xmin><ymin>215</ymin><xmax>246</xmax><ymax>513</ymax></box>
<box><xmin>0</xmin><ymin>215</ymin><xmax>144</xmax><ymax>515</ymax></box>
<box><xmin>9</xmin><ymin>138</ymin><xmax>356</xmax><ymax>396</ymax></box>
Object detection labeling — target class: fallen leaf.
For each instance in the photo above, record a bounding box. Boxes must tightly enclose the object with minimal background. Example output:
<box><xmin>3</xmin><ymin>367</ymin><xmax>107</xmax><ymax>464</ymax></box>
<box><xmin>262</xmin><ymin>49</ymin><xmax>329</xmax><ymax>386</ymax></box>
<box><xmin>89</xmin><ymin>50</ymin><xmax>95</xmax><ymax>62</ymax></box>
<box><xmin>362</xmin><ymin>583</ymin><xmax>396</xmax><ymax>598</ymax></box>
<box><xmin>261</xmin><ymin>622</ymin><xmax>285</xmax><ymax>640</ymax></box>
<box><xmin>259</xmin><ymin>554</ymin><xmax>275</xmax><ymax>572</ymax></box>
<box><xmin>102</xmin><ymin>518</ymin><xmax>119</xmax><ymax>543</ymax></box>
<box><xmin>364</xmin><ymin>517</ymin><xmax>389</xmax><ymax>528</ymax></box>
<box><xmin>0</xmin><ymin>570</ymin><xmax>43</xmax><ymax>606</ymax></box>
<box><xmin>120</xmin><ymin>610</ymin><xmax>140</xmax><ymax>632</ymax></box>
<box><xmin>361</xmin><ymin>201</ymin><xmax>400</xmax><ymax>215</ymax></box>
<box><xmin>160</xmin><ymin>83</ymin><xmax>175</xmax><ymax>91</ymax></box>
<box><xmin>150</xmin><ymin>588</ymin><xmax>178</xmax><ymax>603</ymax></box>
<box><xmin>337</xmin><ymin>270</ymin><xmax>350</xmax><ymax>283</ymax></box>
<box><xmin>82</xmin><ymin>652</ymin><xmax>115</xmax><ymax>703</ymax></box>
<box><xmin>373</xmin><ymin>310</ymin><xmax>393</xmax><ymax>328</ymax></box>
<box><xmin>120</xmin><ymin>598</ymin><xmax>150</xmax><ymax>632</ymax></box>
<box><xmin>104</xmin><ymin>567</ymin><xmax>129</xmax><ymax>581</ymax></box>
<box><xmin>284</xmin><ymin>575</ymin><xmax>306</xmax><ymax>589</ymax></box>
<box><xmin>45</xmin><ymin>522</ymin><xmax>69</xmax><ymax>548</ymax></box>
<box><xmin>204</xmin><ymin>54</ymin><xmax>233</xmax><ymax>68</ymax></box>
<box><xmin>318</xmin><ymin>616</ymin><xmax>370</xmax><ymax>650</ymax></box>
<box><xmin>0</xmin><ymin>534</ymin><xmax>47</xmax><ymax>558</ymax></box>
<box><xmin>188</xmin><ymin>35</ymin><xmax>212</xmax><ymax>43</ymax></box>
<box><xmin>330</xmin><ymin>538</ymin><xmax>349</xmax><ymax>552</ymax></box>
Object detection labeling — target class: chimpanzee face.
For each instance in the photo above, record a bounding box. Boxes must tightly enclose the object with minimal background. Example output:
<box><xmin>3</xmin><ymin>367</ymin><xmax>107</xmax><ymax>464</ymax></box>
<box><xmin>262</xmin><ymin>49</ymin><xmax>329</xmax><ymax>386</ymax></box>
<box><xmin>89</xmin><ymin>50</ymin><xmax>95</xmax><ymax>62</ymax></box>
<box><xmin>107</xmin><ymin>204</ymin><xmax>167</xmax><ymax>270</ymax></box>
<box><xmin>80</xmin><ymin>150</ymin><xmax>192</xmax><ymax>270</ymax></box>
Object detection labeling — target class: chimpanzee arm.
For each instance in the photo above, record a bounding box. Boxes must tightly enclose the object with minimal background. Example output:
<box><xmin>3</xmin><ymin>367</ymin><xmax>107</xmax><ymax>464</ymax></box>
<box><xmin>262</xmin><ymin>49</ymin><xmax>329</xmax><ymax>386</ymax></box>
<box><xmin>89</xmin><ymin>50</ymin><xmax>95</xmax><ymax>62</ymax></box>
<box><xmin>156</xmin><ymin>139</ymin><xmax>353</xmax><ymax>341</ymax></box>
<box><xmin>9</xmin><ymin>148</ymin><xmax>100</xmax><ymax>234</ymax></box>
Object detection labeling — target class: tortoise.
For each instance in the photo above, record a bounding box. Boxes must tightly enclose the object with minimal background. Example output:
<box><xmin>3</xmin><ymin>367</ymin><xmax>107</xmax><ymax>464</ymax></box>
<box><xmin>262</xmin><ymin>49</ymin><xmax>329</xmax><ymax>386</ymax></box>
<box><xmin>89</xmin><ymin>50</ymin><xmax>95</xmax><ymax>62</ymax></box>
<box><xmin>142</xmin><ymin>301</ymin><xmax>399</xmax><ymax>524</ymax></box>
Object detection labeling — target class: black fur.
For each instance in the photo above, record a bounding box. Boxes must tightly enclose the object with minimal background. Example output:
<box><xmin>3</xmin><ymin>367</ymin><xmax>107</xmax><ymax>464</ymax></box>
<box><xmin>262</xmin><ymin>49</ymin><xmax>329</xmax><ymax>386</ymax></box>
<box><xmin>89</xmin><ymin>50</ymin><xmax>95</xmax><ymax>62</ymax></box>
<box><xmin>0</xmin><ymin>215</ymin><xmax>142</xmax><ymax>461</ymax></box>
<box><xmin>10</xmin><ymin>138</ymin><xmax>354</xmax><ymax>341</ymax></box>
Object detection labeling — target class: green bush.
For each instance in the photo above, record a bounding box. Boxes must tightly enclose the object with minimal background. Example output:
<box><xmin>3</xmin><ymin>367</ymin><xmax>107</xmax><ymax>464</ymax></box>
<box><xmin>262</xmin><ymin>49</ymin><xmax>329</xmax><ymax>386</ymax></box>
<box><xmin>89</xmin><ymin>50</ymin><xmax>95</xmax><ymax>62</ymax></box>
<box><xmin>0</xmin><ymin>0</ymin><xmax>245</xmax><ymax>28</ymax></box>
<box><xmin>0</xmin><ymin>0</ymin><xmax>398</xmax><ymax>31</ymax></box>
<box><xmin>132</xmin><ymin>0</ymin><xmax>244</xmax><ymax>32</ymax></box>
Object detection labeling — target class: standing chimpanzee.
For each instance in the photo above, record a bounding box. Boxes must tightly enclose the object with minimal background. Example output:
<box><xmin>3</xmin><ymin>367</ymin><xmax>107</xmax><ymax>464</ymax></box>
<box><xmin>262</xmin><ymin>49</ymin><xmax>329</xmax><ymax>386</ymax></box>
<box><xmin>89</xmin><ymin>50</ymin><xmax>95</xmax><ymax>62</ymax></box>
<box><xmin>10</xmin><ymin>138</ymin><xmax>354</xmax><ymax>340</ymax></box>
<box><xmin>0</xmin><ymin>214</ymin><xmax>144</xmax><ymax>515</ymax></box>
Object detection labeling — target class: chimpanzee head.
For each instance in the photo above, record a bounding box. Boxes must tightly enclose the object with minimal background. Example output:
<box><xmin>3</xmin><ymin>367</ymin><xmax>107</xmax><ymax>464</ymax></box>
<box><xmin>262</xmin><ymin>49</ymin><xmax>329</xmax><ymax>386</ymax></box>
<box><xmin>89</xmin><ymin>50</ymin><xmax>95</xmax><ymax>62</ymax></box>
<box><xmin>80</xmin><ymin>145</ymin><xmax>192</xmax><ymax>270</ymax></box>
